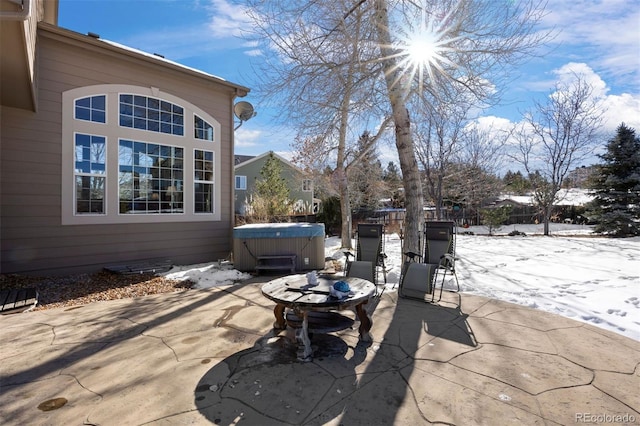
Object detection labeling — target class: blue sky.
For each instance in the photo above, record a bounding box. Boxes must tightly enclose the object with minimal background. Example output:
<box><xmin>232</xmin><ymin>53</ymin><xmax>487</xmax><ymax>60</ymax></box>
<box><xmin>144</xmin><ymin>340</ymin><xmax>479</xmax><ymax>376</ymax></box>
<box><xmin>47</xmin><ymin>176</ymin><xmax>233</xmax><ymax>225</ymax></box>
<box><xmin>58</xmin><ymin>0</ymin><xmax>640</xmax><ymax>169</ymax></box>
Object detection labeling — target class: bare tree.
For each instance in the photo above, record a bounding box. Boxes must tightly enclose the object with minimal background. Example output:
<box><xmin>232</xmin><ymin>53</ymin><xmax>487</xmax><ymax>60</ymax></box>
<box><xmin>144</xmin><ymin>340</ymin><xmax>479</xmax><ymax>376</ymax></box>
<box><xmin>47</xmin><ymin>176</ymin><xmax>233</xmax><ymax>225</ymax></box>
<box><xmin>413</xmin><ymin>92</ymin><xmax>471</xmax><ymax>219</ymax></box>
<box><xmin>434</xmin><ymin>122</ymin><xmax>509</xmax><ymax>224</ymax></box>
<box><xmin>243</xmin><ymin>0</ymin><xmax>551</xmax><ymax>254</ymax></box>
<box><xmin>372</xmin><ymin>0</ymin><xmax>424</xmax><ymax>254</ymax></box>
<box><xmin>513</xmin><ymin>74</ymin><xmax>604</xmax><ymax>235</ymax></box>
<box><xmin>371</xmin><ymin>0</ymin><xmax>550</xmax><ymax>253</ymax></box>
<box><xmin>245</xmin><ymin>0</ymin><xmax>391</xmax><ymax>249</ymax></box>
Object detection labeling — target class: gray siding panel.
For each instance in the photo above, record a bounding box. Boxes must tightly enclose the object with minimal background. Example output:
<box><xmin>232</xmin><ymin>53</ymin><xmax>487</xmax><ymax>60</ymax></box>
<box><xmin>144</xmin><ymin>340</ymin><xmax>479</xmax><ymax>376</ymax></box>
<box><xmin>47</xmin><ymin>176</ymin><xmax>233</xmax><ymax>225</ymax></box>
<box><xmin>1</xmin><ymin>28</ymin><xmax>239</xmax><ymax>276</ymax></box>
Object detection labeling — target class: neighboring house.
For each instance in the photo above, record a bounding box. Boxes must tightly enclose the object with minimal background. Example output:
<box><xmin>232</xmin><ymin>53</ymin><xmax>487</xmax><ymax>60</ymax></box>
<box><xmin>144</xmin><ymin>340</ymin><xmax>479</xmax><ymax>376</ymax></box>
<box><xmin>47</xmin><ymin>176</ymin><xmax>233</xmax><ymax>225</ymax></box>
<box><xmin>234</xmin><ymin>152</ymin><xmax>317</xmax><ymax>217</ymax></box>
<box><xmin>0</xmin><ymin>0</ymin><xmax>250</xmax><ymax>275</ymax></box>
<box><xmin>494</xmin><ymin>188</ymin><xmax>594</xmax><ymax>224</ymax></box>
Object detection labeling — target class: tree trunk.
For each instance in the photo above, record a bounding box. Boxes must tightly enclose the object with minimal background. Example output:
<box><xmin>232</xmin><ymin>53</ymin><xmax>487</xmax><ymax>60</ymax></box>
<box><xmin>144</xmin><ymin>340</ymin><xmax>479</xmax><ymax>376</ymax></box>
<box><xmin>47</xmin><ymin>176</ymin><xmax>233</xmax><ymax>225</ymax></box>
<box><xmin>374</xmin><ymin>0</ymin><xmax>423</xmax><ymax>254</ymax></box>
<box><xmin>338</xmin><ymin>167</ymin><xmax>353</xmax><ymax>248</ymax></box>
<box><xmin>336</xmin><ymin>14</ymin><xmax>363</xmax><ymax>251</ymax></box>
<box><xmin>543</xmin><ymin>205</ymin><xmax>551</xmax><ymax>236</ymax></box>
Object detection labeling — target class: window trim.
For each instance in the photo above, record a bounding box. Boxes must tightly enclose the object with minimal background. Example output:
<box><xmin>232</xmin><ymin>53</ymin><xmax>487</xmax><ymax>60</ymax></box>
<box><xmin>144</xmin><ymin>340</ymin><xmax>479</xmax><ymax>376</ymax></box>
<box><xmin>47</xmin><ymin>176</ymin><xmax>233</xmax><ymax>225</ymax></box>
<box><xmin>62</xmin><ymin>84</ymin><xmax>222</xmax><ymax>225</ymax></box>
<box><xmin>194</xmin><ymin>149</ymin><xmax>215</xmax><ymax>214</ymax></box>
<box><xmin>74</xmin><ymin>132</ymin><xmax>107</xmax><ymax>215</ymax></box>
<box><xmin>302</xmin><ymin>179</ymin><xmax>313</xmax><ymax>192</ymax></box>
<box><xmin>194</xmin><ymin>114</ymin><xmax>215</xmax><ymax>141</ymax></box>
<box><xmin>74</xmin><ymin>94</ymin><xmax>107</xmax><ymax>124</ymax></box>
<box><xmin>235</xmin><ymin>175</ymin><xmax>247</xmax><ymax>190</ymax></box>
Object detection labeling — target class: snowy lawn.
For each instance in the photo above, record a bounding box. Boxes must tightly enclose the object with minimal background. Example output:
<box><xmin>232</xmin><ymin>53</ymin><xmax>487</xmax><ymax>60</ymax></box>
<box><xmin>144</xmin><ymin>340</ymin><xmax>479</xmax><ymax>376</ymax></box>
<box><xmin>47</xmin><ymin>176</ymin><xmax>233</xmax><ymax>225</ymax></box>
<box><xmin>165</xmin><ymin>223</ymin><xmax>640</xmax><ymax>341</ymax></box>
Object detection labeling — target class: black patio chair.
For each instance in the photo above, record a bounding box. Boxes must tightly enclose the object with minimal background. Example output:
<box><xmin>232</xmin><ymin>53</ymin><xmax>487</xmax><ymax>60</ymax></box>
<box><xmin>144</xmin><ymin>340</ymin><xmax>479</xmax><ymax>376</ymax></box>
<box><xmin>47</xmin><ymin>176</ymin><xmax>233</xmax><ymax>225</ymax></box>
<box><xmin>399</xmin><ymin>221</ymin><xmax>459</xmax><ymax>302</ymax></box>
<box><xmin>355</xmin><ymin>223</ymin><xmax>387</xmax><ymax>286</ymax></box>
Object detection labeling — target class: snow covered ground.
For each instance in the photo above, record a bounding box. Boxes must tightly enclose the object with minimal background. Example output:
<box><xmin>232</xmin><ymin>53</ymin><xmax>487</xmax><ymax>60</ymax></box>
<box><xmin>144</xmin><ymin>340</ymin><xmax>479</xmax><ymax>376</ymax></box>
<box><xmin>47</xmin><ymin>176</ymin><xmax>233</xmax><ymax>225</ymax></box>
<box><xmin>164</xmin><ymin>223</ymin><xmax>640</xmax><ymax>341</ymax></box>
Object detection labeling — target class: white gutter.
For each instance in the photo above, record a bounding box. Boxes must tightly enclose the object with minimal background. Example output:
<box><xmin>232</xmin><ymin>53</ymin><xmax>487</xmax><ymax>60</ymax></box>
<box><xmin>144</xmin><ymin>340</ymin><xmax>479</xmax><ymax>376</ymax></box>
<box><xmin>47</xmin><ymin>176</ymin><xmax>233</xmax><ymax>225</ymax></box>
<box><xmin>0</xmin><ymin>0</ymin><xmax>31</xmax><ymax>20</ymax></box>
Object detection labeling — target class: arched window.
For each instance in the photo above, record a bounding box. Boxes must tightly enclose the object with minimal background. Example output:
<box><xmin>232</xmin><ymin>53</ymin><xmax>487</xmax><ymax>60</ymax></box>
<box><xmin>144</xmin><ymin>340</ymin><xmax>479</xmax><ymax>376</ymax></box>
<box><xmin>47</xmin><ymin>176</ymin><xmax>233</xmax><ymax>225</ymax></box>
<box><xmin>62</xmin><ymin>85</ymin><xmax>221</xmax><ymax>224</ymax></box>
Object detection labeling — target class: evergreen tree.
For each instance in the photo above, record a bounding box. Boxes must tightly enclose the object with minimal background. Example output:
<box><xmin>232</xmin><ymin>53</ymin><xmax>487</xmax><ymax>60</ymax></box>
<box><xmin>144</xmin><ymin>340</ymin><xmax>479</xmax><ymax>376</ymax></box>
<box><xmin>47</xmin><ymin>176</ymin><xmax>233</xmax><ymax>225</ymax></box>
<box><xmin>503</xmin><ymin>170</ymin><xmax>530</xmax><ymax>195</ymax></box>
<box><xmin>588</xmin><ymin>124</ymin><xmax>640</xmax><ymax>236</ymax></box>
<box><xmin>480</xmin><ymin>205</ymin><xmax>513</xmax><ymax>236</ymax></box>
<box><xmin>383</xmin><ymin>162</ymin><xmax>402</xmax><ymax>187</ymax></box>
<box><xmin>349</xmin><ymin>132</ymin><xmax>385</xmax><ymax>212</ymax></box>
<box><xmin>252</xmin><ymin>152</ymin><xmax>293</xmax><ymax>219</ymax></box>
<box><xmin>383</xmin><ymin>162</ymin><xmax>404</xmax><ymax>207</ymax></box>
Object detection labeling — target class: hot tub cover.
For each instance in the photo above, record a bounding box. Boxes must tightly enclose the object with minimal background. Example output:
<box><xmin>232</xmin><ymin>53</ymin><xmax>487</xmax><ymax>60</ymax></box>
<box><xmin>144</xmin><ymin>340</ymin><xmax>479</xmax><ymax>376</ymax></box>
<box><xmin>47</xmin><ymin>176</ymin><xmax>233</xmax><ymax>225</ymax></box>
<box><xmin>233</xmin><ymin>223</ymin><xmax>325</xmax><ymax>239</ymax></box>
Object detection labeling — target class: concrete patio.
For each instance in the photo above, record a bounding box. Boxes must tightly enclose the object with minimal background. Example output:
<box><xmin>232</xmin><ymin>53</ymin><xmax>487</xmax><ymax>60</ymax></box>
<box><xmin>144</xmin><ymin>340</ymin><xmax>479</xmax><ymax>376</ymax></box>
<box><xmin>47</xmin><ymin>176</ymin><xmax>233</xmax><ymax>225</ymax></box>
<box><xmin>1</xmin><ymin>275</ymin><xmax>639</xmax><ymax>425</ymax></box>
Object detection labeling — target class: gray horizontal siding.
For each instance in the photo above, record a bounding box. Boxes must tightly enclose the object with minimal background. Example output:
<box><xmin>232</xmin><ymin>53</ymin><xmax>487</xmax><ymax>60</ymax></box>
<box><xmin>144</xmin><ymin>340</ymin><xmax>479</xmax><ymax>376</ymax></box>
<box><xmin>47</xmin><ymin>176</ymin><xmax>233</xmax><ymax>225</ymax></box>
<box><xmin>1</xmin><ymin>27</ymin><xmax>239</xmax><ymax>276</ymax></box>
<box><xmin>4</xmin><ymin>226</ymin><xmax>232</xmax><ymax>274</ymax></box>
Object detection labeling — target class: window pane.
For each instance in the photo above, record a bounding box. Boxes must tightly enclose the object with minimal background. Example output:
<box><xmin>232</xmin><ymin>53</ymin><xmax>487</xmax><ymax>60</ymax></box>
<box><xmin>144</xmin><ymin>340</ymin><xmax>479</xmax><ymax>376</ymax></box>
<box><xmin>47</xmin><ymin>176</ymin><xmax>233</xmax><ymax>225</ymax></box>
<box><xmin>92</xmin><ymin>95</ymin><xmax>105</xmax><ymax>111</ymax></box>
<box><xmin>75</xmin><ymin>134</ymin><xmax>106</xmax><ymax>175</ymax></box>
<box><xmin>194</xmin><ymin>183</ymin><xmax>213</xmax><ymax>213</ymax></box>
<box><xmin>121</xmin><ymin>103</ymin><xmax>133</xmax><ymax>116</ymax></box>
<box><xmin>235</xmin><ymin>175</ymin><xmax>246</xmax><ymax>190</ymax></box>
<box><xmin>120</xmin><ymin>115</ymin><xmax>133</xmax><ymax>127</ymax></box>
<box><xmin>76</xmin><ymin>97</ymin><xmax>91</xmax><ymax>108</ymax></box>
<box><xmin>92</xmin><ymin>110</ymin><xmax>106</xmax><ymax>123</ymax></box>
<box><xmin>194</xmin><ymin>115</ymin><xmax>215</xmax><ymax>141</ymax></box>
<box><xmin>119</xmin><ymin>94</ymin><xmax>184</xmax><ymax>136</ymax></box>
<box><xmin>75</xmin><ymin>176</ymin><xmax>105</xmax><ymax>214</ymax></box>
<box><xmin>134</xmin><ymin>106</ymin><xmax>146</xmax><ymax>118</ymax></box>
<box><xmin>76</xmin><ymin>96</ymin><xmax>106</xmax><ymax>123</ymax></box>
<box><xmin>134</xmin><ymin>118</ymin><xmax>146</xmax><ymax>129</ymax></box>
<box><xmin>194</xmin><ymin>150</ymin><xmax>214</xmax><ymax>213</ymax></box>
<box><xmin>119</xmin><ymin>139</ymin><xmax>184</xmax><ymax>215</ymax></box>
<box><xmin>76</xmin><ymin>107</ymin><xmax>91</xmax><ymax>121</ymax></box>
<box><xmin>134</xmin><ymin>95</ymin><xmax>146</xmax><ymax>107</ymax></box>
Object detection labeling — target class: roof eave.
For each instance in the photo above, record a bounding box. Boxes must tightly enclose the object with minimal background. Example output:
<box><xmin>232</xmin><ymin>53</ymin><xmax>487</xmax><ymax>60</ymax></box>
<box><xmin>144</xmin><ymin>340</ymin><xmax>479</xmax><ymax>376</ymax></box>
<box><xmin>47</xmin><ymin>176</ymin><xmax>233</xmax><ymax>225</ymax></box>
<box><xmin>37</xmin><ymin>22</ymin><xmax>250</xmax><ymax>97</ymax></box>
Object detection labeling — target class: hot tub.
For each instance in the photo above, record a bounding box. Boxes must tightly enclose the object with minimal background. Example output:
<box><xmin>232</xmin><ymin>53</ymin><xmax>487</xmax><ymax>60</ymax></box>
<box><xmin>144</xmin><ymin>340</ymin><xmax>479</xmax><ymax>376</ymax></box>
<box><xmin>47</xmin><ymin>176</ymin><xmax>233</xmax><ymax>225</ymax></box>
<box><xmin>233</xmin><ymin>223</ymin><xmax>326</xmax><ymax>272</ymax></box>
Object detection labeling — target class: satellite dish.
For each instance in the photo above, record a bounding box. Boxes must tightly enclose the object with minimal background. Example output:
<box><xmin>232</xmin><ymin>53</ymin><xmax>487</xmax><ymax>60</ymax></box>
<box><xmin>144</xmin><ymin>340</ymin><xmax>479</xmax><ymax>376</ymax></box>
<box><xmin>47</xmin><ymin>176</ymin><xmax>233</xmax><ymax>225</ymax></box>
<box><xmin>234</xmin><ymin>101</ymin><xmax>256</xmax><ymax>122</ymax></box>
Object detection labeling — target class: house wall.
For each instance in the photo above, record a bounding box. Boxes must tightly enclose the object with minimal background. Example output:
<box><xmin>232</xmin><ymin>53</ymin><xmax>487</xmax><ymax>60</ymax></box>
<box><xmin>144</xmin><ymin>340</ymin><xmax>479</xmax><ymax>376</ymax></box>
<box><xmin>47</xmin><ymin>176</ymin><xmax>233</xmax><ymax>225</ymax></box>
<box><xmin>234</xmin><ymin>154</ymin><xmax>313</xmax><ymax>215</ymax></box>
<box><xmin>234</xmin><ymin>157</ymin><xmax>264</xmax><ymax>214</ymax></box>
<box><xmin>0</xmin><ymin>25</ymin><xmax>241</xmax><ymax>275</ymax></box>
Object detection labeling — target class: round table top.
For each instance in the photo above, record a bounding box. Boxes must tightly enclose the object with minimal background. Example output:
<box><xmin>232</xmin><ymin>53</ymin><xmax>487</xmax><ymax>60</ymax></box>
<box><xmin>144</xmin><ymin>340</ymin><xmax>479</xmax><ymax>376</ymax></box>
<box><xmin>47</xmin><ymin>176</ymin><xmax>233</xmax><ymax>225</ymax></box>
<box><xmin>261</xmin><ymin>274</ymin><xmax>376</xmax><ymax>310</ymax></box>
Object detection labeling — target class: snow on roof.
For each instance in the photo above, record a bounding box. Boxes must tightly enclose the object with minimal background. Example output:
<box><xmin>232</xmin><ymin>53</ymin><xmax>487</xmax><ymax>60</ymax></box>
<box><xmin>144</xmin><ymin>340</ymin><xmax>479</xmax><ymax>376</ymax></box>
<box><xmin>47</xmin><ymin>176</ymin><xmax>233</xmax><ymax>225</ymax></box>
<box><xmin>100</xmin><ymin>39</ymin><xmax>228</xmax><ymax>82</ymax></box>
<box><xmin>499</xmin><ymin>188</ymin><xmax>594</xmax><ymax>206</ymax></box>
<box><xmin>555</xmin><ymin>188</ymin><xmax>595</xmax><ymax>206</ymax></box>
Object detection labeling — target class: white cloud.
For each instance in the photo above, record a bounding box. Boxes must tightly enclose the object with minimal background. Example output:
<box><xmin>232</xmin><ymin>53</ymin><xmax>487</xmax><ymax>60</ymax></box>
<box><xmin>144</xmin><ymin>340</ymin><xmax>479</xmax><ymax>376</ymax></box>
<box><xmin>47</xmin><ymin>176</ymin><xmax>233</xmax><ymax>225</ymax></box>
<box><xmin>552</xmin><ymin>62</ymin><xmax>608</xmax><ymax>97</ymax></box>
<box><xmin>204</xmin><ymin>0</ymin><xmax>264</xmax><ymax>57</ymax></box>
<box><xmin>205</xmin><ymin>0</ymin><xmax>252</xmax><ymax>38</ymax></box>
<box><xmin>244</xmin><ymin>49</ymin><xmax>263</xmax><ymax>57</ymax></box>
<box><xmin>473</xmin><ymin>115</ymin><xmax>513</xmax><ymax>133</ymax></box>
<box><xmin>601</xmin><ymin>93</ymin><xmax>640</xmax><ymax>133</ymax></box>
<box><xmin>541</xmin><ymin>0</ymin><xmax>640</xmax><ymax>89</ymax></box>
<box><xmin>234</xmin><ymin>128</ymin><xmax>261</xmax><ymax>149</ymax></box>
<box><xmin>550</xmin><ymin>63</ymin><xmax>640</xmax><ymax>133</ymax></box>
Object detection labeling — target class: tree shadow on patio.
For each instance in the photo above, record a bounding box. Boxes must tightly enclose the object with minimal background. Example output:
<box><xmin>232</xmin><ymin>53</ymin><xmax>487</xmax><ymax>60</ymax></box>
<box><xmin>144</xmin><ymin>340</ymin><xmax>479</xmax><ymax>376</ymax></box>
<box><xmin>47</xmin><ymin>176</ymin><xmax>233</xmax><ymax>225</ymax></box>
<box><xmin>194</xmin><ymin>291</ymin><xmax>477</xmax><ymax>425</ymax></box>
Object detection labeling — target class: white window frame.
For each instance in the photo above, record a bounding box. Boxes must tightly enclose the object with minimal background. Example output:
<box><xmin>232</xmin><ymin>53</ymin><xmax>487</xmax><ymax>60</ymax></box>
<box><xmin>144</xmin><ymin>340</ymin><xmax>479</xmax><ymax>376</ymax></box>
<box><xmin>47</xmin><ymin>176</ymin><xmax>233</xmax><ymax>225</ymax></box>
<box><xmin>235</xmin><ymin>175</ymin><xmax>247</xmax><ymax>190</ymax></box>
<box><xmin>302</xmin><ymin>179</ymin><xmax>312</xmax><ymax>192</ymax></box>
<box><xmin>194</xmin><ymin>149</ymin><xmax>215</xmax><ymax>214</ymax></box>
<box><xmin>74</xmin><ymin>133</ymin><xmax>107</xmax><ymax>215</ymax></box>
<box><xmin>62</xmin><ymin>84</ymin><xmax>222</xmax><ymax>225</ymax></box>
<box><xmin>74</xmin><ymin>95</ymin><xmax>107</xmax><ymax>123</ymax></box>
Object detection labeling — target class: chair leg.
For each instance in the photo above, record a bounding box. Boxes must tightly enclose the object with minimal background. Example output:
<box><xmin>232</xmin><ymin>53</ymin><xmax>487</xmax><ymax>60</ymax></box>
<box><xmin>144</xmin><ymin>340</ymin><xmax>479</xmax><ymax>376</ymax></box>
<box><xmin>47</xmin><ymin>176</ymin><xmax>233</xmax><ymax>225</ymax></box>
<box><xmin>431</xmin><ymin>269</ymin><xmax>447</xmax><ymax>303</ymax></box>
<box><xmin>431</xmin><ymin>270</ymin><xmax>459</xmax><ymax>302</ymax></box>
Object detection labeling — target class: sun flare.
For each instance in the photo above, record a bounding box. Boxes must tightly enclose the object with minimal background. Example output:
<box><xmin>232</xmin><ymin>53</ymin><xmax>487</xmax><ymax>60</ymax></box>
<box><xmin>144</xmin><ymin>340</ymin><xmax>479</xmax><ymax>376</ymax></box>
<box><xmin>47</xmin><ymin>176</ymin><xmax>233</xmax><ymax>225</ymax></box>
<box><xmin>395</xmin><ymin>2</ymin><xmax>461</xmax><ymax>94</ymax></box>
<box><xmin>406</xmin><ymin>34</ymin><xmax>439</xmax><ymax>69</ymax></box>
